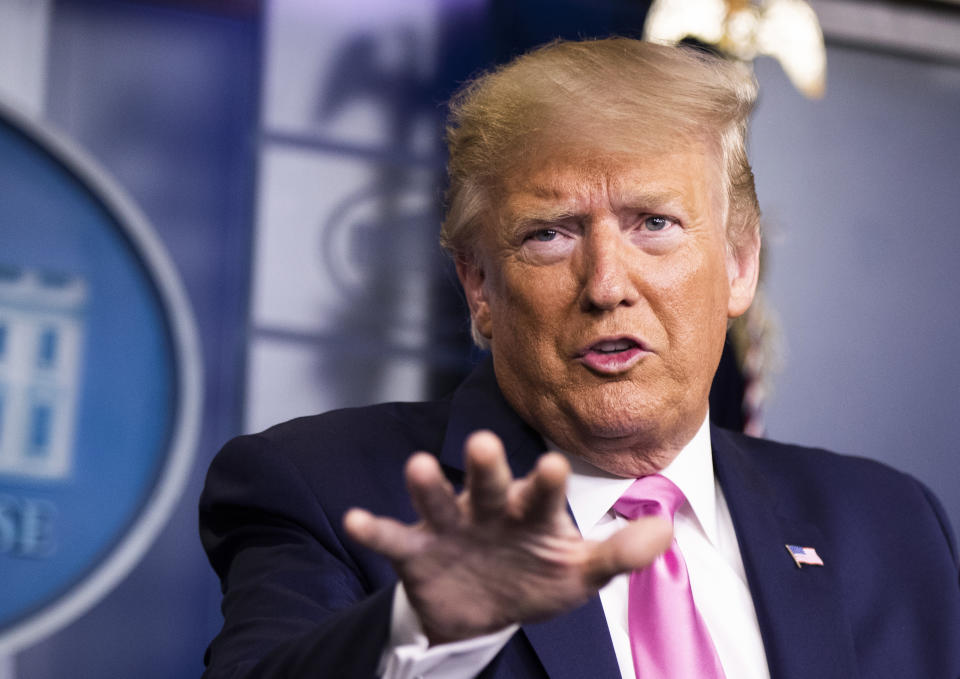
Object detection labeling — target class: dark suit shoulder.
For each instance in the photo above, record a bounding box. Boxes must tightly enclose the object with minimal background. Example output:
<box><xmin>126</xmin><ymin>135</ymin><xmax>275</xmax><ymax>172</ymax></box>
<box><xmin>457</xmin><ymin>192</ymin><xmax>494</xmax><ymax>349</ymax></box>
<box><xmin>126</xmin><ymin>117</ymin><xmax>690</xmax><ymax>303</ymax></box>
<box><xmin>253</xmin><ymin>398</ymin><xmax>451</xmax><ymax>464</ymax></box>
<box><xmin>717</xmin><ymin>427</ymin><xmax>925</xmax><ymax>495</ymax></box>
<box><xmin>715</xmin><ymin>427</ymin><xmax>958</xmax><ymax>556</ymax></box>
<box><xmin>209</xmin><ymin>398</ymin><xmax>453</xmax><ymax>527</ymax></box>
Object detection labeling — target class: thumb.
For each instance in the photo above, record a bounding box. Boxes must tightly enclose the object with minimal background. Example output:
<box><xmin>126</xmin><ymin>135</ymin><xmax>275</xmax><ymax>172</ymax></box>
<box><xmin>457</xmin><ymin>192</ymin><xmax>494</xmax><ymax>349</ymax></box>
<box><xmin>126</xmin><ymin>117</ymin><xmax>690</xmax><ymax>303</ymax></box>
<box><xmin>583</xmin><ymin>516</ymin><xmax>673</xmax><ymax>588</ymax></box>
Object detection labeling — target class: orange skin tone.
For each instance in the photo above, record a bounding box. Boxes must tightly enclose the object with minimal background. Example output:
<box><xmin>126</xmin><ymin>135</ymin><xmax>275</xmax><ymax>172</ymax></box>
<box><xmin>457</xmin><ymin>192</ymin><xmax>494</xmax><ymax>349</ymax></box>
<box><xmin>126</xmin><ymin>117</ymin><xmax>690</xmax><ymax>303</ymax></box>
<box><xmin>461</xmin><ymin>143</ymin><xmax>758</xmax><ymax>476</ymax></box>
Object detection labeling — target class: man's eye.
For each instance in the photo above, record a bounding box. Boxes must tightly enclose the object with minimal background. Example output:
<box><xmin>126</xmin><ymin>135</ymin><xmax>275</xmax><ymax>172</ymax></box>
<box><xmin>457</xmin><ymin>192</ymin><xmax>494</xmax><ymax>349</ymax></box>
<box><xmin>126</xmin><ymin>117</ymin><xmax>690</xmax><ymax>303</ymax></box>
<box><xmin>644</xmin><ymin>216</ymin><xmax>671</xmax><ymax>231</ymax></box>
<box><xmin>529</xmin><ymin>229</ymin><xmax>558</xmax><ymax>242</ymax></box>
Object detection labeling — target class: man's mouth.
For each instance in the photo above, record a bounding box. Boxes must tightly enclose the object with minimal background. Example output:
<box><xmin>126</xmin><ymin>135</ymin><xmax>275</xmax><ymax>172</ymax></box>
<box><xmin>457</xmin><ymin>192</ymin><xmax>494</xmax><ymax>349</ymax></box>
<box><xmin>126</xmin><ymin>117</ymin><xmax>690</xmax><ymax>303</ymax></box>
<box><xmin>577</xmin><ymin>337</ymin><xmax>648</xmax><ymax>373</ymax></box>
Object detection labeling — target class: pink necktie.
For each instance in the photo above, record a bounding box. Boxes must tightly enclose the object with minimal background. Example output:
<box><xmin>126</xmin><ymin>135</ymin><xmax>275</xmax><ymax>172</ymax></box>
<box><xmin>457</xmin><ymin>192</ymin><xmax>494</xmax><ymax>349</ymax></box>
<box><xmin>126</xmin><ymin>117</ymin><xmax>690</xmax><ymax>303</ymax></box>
<box><xmin>613</xmin><ymin>474</ymin><xmax>726</xmax><ymax>679</ymax></box>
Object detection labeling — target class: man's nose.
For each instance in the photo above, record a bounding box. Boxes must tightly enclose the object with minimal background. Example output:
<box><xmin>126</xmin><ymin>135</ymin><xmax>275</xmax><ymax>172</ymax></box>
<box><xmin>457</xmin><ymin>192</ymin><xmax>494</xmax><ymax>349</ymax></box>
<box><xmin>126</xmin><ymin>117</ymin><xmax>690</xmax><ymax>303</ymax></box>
<box><xmin>578</xmin><ymin>222</ymin><xmax>640</xmax><ymax>312</ymax></box>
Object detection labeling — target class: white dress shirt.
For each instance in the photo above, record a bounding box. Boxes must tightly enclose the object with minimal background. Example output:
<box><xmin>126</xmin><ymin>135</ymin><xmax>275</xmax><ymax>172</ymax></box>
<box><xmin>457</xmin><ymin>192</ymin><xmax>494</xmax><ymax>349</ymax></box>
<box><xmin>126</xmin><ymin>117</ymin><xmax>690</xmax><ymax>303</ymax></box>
<box><xmin>379</xmin><ymin>415</ymin><xmax>770</xmax><ymax>679</ymax></box>
<box><xmin>564</xmin><ymin>416</ymin><xmax>770</xmax><ymax>679</ymax></box>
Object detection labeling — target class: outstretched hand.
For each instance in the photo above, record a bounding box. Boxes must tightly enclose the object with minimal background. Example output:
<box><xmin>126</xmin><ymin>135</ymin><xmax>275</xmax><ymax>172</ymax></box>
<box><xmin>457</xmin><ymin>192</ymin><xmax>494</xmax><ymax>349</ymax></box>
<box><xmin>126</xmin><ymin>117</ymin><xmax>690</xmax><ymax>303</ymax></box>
<box><xmin>343</xmin><ymin>430</ymin><xmax>671</xmax><ymax>644</ymax></box>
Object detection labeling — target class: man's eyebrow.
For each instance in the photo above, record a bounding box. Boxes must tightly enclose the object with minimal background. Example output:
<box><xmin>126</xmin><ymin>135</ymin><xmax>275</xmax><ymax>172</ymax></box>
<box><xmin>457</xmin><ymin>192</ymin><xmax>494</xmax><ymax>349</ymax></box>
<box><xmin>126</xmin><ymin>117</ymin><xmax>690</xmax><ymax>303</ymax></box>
<box><xmin>614</xmin><ymin>187</ymin><xmax>687</xmax><ymax>209</ymax></box>
<box><xmin>507</xmin><ymin>186</ymin><xmax>689</xmax><ymax>227</ymax></box>
<box><xmin>509</xmin><ymin>206</ymin><xmax>581</xmax><ymax>228</ymax></box>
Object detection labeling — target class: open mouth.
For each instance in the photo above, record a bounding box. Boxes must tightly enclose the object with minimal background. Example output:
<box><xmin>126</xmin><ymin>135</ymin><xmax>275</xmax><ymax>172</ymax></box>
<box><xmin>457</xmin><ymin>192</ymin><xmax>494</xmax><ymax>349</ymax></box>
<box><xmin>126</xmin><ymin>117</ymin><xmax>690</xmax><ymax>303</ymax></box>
<box><xmin>577</xmin><ymin>336</ymin><xmax>647</xmax><ymax>373</ymax></box>
<box><xmin>591</xmin><ymin>338</ymin><xmax>638</xmax><ymax>354</ymax></box>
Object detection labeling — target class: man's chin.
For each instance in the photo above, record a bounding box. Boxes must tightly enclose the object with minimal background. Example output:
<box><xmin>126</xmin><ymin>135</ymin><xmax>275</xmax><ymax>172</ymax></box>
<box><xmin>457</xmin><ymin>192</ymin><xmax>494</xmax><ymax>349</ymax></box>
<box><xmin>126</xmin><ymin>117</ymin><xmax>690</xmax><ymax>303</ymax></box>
<box><xmin>561</xmin><ymin>400</ymin><xmax>660</xmax><ymax>447</ymax></box>
<box><xmin>569</xmin><ymin>381</ymin><xmax>654</xmax><ymax>426</ymax></box>
<box><xmin>561</xmin><ymin>416</ymin><xmax>676</xmax><ymax>477</ymax></box>
<box><xmin>559</xmin><ymin>387</ymin><xmax>691</xmax><ymax>450</ymax></box>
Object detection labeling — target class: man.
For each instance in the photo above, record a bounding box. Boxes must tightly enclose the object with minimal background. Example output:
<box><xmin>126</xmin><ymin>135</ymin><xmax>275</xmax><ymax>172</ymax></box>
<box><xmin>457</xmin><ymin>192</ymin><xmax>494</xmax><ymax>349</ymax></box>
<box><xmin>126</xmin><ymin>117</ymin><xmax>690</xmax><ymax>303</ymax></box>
<box><xmin>200</xmin><ymin>39</ymin><xmax>960</xmax><ymax>678</ymax></box>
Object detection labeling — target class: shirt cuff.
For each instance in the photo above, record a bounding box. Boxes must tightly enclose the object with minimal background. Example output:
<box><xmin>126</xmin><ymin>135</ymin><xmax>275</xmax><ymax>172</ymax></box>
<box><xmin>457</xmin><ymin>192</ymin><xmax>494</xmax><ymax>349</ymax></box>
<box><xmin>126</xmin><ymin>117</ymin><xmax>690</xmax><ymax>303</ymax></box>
<box><xmin>378</xmin><ymin>582</ymin><xmax>518</xmax><ymax>679</ymax></box>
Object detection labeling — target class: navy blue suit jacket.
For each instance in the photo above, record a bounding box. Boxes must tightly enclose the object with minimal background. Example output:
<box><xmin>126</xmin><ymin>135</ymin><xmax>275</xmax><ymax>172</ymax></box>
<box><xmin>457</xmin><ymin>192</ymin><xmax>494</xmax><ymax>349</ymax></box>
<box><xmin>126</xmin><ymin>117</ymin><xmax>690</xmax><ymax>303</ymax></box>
<box><xmin>200</xmin><ymin>358</ymin><xmax>960</xmax><ymax>678</ymax></box>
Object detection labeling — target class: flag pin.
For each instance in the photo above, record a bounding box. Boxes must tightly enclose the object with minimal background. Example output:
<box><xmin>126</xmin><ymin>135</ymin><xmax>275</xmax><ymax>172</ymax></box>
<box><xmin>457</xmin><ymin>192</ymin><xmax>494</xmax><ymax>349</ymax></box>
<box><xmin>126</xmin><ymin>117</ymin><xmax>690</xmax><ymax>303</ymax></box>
<box><xmin>785</xmin><ymin>544</ymin><xmax>824</xmax><ymax>568</ymax></box>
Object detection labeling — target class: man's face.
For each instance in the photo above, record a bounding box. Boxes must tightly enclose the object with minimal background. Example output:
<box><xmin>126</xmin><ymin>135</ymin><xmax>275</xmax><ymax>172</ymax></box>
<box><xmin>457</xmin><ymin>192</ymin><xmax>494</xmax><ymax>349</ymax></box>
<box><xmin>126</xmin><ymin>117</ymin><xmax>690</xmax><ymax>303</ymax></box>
<box><xmin>457</xmin><ymin>138</ymin><xmax>759</xmax><ymax>476</ymax></box>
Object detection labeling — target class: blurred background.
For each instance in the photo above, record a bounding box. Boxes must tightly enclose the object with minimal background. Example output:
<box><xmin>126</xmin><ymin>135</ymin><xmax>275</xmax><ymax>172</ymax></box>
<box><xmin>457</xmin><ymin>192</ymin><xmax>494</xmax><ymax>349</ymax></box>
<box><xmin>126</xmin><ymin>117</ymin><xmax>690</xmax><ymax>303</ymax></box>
<box><xmin>0</xmin><ymin>0</ymin><xmax>958</xmax><ymax>676</ymax></box>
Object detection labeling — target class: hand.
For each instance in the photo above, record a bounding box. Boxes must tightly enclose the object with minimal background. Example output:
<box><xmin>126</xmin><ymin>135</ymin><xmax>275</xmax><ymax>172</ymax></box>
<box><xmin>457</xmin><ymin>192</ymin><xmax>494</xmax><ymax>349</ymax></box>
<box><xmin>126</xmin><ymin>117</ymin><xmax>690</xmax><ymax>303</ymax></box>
<box><xmin>343</xmin><ymin>430</ymin><xmax>671</xmax><ymax>644</ymax></box>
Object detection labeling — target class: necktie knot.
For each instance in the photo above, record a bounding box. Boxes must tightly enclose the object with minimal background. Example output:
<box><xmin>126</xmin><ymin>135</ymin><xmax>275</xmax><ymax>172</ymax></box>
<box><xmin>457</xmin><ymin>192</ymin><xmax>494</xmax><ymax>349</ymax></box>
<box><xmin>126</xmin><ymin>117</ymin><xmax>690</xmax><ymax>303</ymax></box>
<box><xmin>612</xmin><ymin>473</ymin><xmax>685</xmax><ymax>523</ymax></box>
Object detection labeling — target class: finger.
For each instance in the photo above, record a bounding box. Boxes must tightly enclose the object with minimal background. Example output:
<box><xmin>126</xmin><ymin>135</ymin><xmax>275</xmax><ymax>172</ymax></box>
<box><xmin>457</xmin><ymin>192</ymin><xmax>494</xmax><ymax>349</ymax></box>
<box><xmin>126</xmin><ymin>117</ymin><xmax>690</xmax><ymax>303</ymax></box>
<box><xmin>464</xmin><ymin>430</ymin><xmax>512</xmax><ymax>520</ymax></box>
<box><xmin>343</xmin><ymin>508</ymin><xmax>420</xmax><ymax>561</ymax></box>
<box><xmin>405</xmin><ymin>453</ymin><xmax>460</xmax><ymax>531</ymax></box>
<box><xmin>511</xmin><ymin>452</ymin><xmax>570</xmax><ymax>524</ymax></box>
<box><xmin>582</xmin><ymin>516</ymin><xmax>673</xmax><ymax>587</ymax></box>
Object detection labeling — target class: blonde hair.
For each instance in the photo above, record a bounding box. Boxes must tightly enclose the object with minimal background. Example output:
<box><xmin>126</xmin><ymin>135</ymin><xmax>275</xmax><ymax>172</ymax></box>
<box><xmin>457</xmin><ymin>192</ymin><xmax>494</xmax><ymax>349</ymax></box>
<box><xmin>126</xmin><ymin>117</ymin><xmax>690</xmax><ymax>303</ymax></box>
<box><xmin>441</xmin><ymin>38</ymin><xmax>760</xmax><ymax>259</ymax></box>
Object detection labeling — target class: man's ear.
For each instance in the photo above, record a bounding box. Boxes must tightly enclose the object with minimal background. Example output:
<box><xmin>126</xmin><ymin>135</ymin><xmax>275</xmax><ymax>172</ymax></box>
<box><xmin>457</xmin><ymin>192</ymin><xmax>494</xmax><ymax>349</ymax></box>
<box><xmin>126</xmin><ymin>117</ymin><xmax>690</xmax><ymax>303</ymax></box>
<box><xmin>727</xmin><ymin>230</ymin><xmax>761</xmax><ymax>319</ymax></box>
<box><xmin>455</xmin><ymin>254</ymin><xmax>493</xmax><ymax>340</ymax></box>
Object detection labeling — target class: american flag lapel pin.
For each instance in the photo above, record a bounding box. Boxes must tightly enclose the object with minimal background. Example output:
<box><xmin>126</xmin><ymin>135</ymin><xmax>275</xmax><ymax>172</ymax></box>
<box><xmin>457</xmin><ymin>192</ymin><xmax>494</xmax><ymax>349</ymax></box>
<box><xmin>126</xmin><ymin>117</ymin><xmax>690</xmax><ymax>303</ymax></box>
<box><xmin>785</xmin><ymin>544</ymin><xmax>824</xmax><ymax>568</ymax></box>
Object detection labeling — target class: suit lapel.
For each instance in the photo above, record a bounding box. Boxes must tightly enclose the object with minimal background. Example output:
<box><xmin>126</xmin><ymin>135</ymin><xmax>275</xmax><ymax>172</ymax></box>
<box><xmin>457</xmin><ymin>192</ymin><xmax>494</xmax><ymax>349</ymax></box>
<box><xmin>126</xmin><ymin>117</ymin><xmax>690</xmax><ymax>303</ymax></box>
<box><xmin>439</xmin><ymin>357</ymin><xmax>621</xmax><ymax>678</ymax></box>
<box><xmin>711</xmin><ymin>427</ymin><xmax>859</xmax><ymax>679</ymax></box>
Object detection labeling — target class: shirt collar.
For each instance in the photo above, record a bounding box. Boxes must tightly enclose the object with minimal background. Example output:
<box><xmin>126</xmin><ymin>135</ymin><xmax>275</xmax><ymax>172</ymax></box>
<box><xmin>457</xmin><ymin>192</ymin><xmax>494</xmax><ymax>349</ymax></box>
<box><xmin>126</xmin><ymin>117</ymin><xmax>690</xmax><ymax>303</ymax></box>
<box><xmin>560</xmin><ymin>414</ymin><xmax>718</xmax><ymax>545</ymax></box>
